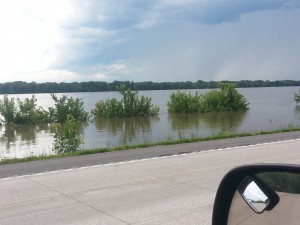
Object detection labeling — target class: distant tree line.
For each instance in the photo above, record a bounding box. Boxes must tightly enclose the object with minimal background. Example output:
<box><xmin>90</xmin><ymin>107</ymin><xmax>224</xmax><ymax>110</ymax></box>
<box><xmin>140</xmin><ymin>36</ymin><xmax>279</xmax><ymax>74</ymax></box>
<box><xmin>0</xmin><ymin>80</ymin><xmax>300</xmax><ymax>94</ymax></box>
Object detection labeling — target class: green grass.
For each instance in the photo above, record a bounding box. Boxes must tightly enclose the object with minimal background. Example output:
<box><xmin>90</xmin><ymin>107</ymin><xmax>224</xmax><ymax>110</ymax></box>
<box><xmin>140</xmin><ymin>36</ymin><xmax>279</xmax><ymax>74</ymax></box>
<box><xmin>1</xmin><ymin>126</ymin><xmax>300</xmax><ymax>165</ymax></box>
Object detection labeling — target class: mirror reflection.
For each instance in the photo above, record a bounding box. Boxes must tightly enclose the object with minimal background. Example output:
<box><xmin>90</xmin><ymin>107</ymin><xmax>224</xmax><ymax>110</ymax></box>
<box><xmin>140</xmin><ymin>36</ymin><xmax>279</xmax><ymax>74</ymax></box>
<box><xmin>257</xmin><ymin>172</ymin><xmax>300</xmax><ymax>194</ymax></box>
<box><xmin>238</xmin><ymin>177</ymin><xmax>269</xmax><ymax>213</ymax></box>
<box><xmin>228</xmin><ymin>171</ymin><xmax>300</xmax><ymax>225</ymax></box>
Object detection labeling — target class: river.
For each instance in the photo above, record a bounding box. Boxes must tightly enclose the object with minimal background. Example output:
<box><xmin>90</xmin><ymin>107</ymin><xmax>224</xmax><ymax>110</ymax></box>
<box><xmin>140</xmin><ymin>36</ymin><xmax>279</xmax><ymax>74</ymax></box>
<box><xmin>1</xmin><ymin>86</ymin><xmax>300</xmax><ymax>159</ymax></box>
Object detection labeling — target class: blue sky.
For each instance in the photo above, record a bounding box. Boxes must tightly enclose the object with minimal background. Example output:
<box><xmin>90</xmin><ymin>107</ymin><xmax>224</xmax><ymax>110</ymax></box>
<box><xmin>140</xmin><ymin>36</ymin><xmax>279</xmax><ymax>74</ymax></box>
<box><xmin>0</xmin><ymin>0</ymin><xmax>299</xmax><ymax>83</ymax></box>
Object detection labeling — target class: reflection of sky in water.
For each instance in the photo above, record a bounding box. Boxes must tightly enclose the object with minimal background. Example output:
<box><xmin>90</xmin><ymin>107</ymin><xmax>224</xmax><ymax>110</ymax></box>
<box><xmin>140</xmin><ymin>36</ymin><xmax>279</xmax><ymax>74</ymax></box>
<box><xmin>0</xmin><ymin>125</ymin><xmax>54</xmax><ymax>159</ymax></box>
<box><xmin>1</xmin><ymin>87</ymin><xmax>300</xmax><ymax>159</ymax></box>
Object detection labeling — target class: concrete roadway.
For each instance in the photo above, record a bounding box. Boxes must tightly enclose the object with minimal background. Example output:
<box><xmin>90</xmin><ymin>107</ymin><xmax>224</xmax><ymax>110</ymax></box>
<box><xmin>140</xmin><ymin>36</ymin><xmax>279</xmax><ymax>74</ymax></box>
<box><xmin>1</xmin><ymin>134</ymin><xmax>300</xmax><ymax>224</ymax></box>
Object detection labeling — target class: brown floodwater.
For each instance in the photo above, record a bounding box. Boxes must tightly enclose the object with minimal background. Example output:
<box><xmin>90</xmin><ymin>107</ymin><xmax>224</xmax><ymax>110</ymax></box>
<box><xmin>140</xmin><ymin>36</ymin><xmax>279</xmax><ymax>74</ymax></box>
<box><xmin>0</xmin><ymin>87</ymin><xmax>299</xmax><ymax>159</ymax></box>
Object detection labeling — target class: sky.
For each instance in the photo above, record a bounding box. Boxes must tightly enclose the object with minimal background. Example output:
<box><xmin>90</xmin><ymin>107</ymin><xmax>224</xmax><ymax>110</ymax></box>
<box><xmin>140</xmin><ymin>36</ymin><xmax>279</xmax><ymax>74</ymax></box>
<box><xmin>0</xmin><ymin>0</ymin><xmax>300</xmax><ymax>83</ymax></box>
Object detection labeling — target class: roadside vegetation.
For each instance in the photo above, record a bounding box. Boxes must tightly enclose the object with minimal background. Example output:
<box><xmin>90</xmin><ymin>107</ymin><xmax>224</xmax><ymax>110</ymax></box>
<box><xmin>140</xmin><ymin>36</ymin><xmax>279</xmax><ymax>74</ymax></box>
<box><xmin>91</xmin><ymin>84</ymin><xmax>159</xmax><ymax>118</ymax></box>
<box><xmin>52</xmin><ymin>115</ymin><xmax>82</xmax><ymax>154</ymax></box>
<box><xmin>1</xmin><ymin>126</ymin><xmax>300</xmax><ymax>165</ymax></box>
<box><xmin>168</xmin><ymin>83</ymin><xmax>249</xmax><ymax>113</ymax></box>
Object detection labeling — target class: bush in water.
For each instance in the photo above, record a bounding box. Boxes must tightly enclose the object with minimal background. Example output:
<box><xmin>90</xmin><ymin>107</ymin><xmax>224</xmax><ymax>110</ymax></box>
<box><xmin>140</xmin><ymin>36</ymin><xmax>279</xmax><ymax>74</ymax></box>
<box><xmin>49</xmin><ymin>93</ymin><xmax>89</xmax><ymax>123</ymax></box>
<box><xmin>167</xmin><ymin>83</ymin><xmax>249</xmax><ymax>113</ymax></box>
<box><xmin>52</xmin><ymin>115</ymin><xmax>82</xmax><ymax>154</ymax></box>
<box><xmin>295</xmin><ymin>89</ymin><xmax>300</xmax><ymax>104</ymax></box>
<box><xmin>167</xmin><ymin>91</ymin><xmax>203</xmax><ymax>113</ymax></box>
<box><xmin>91</xmin><ymin>84</ymin><xmax>159</xmax><ymax>118</ymax></box>
<box><xmin>0</xmin><ymin>95</ymin><xmax>50</xmax><ymax>125</ymax></box>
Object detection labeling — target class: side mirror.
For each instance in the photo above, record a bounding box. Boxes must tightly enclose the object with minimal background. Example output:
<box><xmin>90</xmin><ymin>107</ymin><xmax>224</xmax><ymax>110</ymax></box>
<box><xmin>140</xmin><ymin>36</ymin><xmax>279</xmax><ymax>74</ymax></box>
<box><xmin>238</xmin><ymin>177</ymin><xmax>271</xmax><ymax>213</ymax></box>
<box><xmin>237</xmin><ymin>175</ymin><xmax>280</xmax><ymax>214</ymax></box>
<box><xmin>212</xmin><ymin>163</ymin><xmax>300</xmax><ymax>225</ymax></box>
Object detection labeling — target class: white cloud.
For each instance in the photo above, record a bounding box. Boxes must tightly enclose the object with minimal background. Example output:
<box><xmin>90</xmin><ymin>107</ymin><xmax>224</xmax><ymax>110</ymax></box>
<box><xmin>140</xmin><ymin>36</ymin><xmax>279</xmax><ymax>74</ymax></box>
<box><xmin>135</xmin><ymin>18</ymin><xmax>158</xmax><ymax>29</ymax></box>
<box><xmin>0</xmin><ymin>0</ymin><xmax>71</xmax><ymax>81</ymax></box>
<box><xmin>65</xmin><ymin>27</ymin><xmax>114</xmax><ymax>39</ymax></box>
<box><xmin>35</xmin><ymin>1</ymin><xmax>300</xmax><ymax>74</ymax></box>
<box><xmin>106</xmin><ymin>63</ymin><xmax>128</xmax><ymax>73</ymax></box>
<box><xmin>93</xmin><ymin>73</ymin><xmax>109</xmax><ymax>80</ymax></box>
<box><xmin>159</xmin><ymin>0</ymin><xmax>200</xmax><ymax>7</ymax></box>
<box><xmin>32</xmin><ymin>70</ymin><xmax>79</xmax><ymax>83</ymax></box>
<box><xmin>1</xmin><ymin>0</ymin><xmax>300</xmax><ymax>83</ymax></box>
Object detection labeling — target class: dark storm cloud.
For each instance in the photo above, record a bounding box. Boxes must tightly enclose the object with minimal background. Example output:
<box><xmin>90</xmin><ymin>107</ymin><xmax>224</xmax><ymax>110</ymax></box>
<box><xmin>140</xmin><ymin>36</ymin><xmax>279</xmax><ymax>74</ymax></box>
<box><xmin>48</xmin><ymin>0</ymin><xmax>300</xmax><ymax>81</ymax></box>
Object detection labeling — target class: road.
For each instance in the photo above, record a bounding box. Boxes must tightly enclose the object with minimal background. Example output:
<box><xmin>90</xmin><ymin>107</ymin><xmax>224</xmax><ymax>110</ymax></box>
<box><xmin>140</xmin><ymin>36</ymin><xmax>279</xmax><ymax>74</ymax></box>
<box><xmin>0</xmin><ymin>134</ymin><xmax>300</xmax><ymax>224</ymax></box>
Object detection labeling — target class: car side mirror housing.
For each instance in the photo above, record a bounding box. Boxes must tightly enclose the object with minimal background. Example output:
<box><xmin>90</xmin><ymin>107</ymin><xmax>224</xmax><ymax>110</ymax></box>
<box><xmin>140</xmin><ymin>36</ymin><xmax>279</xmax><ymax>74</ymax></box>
<box><xmin>212</xmin><ymin>163</ymin><xmax>300</xmax><ymax>225</ymax></box>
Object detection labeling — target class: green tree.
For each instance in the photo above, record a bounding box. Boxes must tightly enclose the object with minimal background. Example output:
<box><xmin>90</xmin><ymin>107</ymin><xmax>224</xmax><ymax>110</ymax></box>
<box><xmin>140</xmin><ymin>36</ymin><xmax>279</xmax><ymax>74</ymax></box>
<box><xmin>167</xmin><ymin>83</ymin><xmax>249</xmax><ymax>113</ymax></box>
<box><xmin>0</xmin><ymin>95</ymin><xmax>49</xmax><ymax>125</ymax></box>
<box><xmin>167</xmin><ymin>91</ymin><xmax>202</xmax><ymax>113</ymax></box>
<box><xmin>0</xmin><ymin>95</ymin><xmax>16</xmax><ymax>124</ymax></box>
<box><xmin>91</xmin><ymin>85</ymin><xmax>159</xmax><ymax>118</ymax></box>
<box><xmin>52</xmin><ymin>115</ymin><xmax>82</xmax><ymax>154</ymax></box>
<box><xmin>216</xmin><ymin>83</ymin><xmax>249</xmax><ymax>111</ymax></box>
<box><xmin>201</xmin><ymin>89</ymin><xmax>221</xmax><ymax>112</ymax></box>
<box><xmin>1</xmin><ymin>80</ymin><xmax>300</xmax><ymax>94</ymax></box>
<box><xmin>294</xmin><ymin>89</ymin><xmax>300</xmax><ymax>104</ymax></box>
<box><xmin>49</xmin><ymin>94</ymin><xmax>89</xmax><ymax>123</ymax></box>
<box><xmin>15</xmin><ymin>95</ymin><xmax>50</xmax><ymax>125</ymax></box>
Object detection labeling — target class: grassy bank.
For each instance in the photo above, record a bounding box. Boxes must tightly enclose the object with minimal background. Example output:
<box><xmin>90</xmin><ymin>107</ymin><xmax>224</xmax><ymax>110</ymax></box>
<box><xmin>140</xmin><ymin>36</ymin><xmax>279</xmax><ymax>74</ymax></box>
<box><xmin>1</xmin><ymin>126</ymin><xmax>300</xmax><ymax>165</ymax></box>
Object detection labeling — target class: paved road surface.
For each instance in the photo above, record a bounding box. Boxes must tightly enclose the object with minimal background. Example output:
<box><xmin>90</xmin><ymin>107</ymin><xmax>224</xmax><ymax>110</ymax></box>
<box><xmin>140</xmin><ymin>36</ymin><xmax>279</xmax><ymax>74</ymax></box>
<box><xmin>1</xmin><ymin>137</ymin><xmax>300</xmax><ymax>224</ymax></box>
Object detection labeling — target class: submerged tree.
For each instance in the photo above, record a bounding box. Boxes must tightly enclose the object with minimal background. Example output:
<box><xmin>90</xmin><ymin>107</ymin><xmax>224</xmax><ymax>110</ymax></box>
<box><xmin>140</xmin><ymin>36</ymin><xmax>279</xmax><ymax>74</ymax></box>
<box><xmin>0</xmin><ymin>95</ymin><xmax>16</xmax><ymax>124</ymax></box>
<box><xmin>0</xmin><ymin>94</ymin><xmax>89</xmax><ymax>125</ymax></box>
<box><xmin>167</xmin><ymin>91</ymin><xmax>202</xmax><ymax>113</ymax></box>
<box><xmin>15</xmin><ymin>96</ymin><xmax>50</xmax><ymax>124</ymax></box>
<box><xmin>0</xmin><ymin>95</ymin><xmax>50</xmax><ymax>125</ymax></box>
<box><xmin>167</xmin><ymin>83</ymin><xmax>249</xmax><ymax>113</ymax></box>
<box><xmin>49</xmin><ymin>94</ymin><xmax>89</xmax><ymax>123</ymax></box>
<box><xmin>295</xmin><ymin>89</ymin><xmax>300</xmax><ymax>104</ymax></box>
<box><xmin>91</xmin><ymin>84</ymin><xmax>159</xmax><ymax>118</ymax></box>
<box><xmin>202</xmin><ymin>83</ymin><xmax>249</xmax><ymax>112</ymax></box>
<box><xmin>52</xmin><ymin>115</ymin><xmax>82</xmax><ymax>154</ymax></box>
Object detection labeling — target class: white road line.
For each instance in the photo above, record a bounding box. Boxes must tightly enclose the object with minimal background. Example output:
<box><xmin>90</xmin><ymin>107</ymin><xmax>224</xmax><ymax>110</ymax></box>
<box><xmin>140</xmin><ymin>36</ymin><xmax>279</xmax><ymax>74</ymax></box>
<box><xmin>1</xmin><ymin>138</ymin><xmax>300</xmax><ymax>181</ymax></box>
